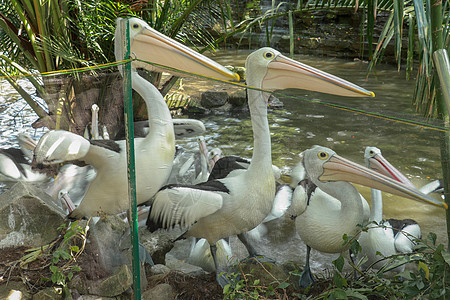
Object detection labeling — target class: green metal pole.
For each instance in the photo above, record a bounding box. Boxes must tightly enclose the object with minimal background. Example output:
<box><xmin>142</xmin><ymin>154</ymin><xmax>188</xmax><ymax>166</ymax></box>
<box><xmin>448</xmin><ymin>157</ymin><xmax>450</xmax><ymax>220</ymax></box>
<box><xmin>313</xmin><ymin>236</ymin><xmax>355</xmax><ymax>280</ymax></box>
<box><xmin>433</xmin><ymin>50</ymin><xmax>450</xmax><ymax>117</ymax></box>
<box><xmin>289</xmin><ymin>10</ymin><xmax>294</xmax><ymax>59</ymax></box>
<box><xmin>430</xmin><ymin>0</ymin><xmax>450</xmax><ymax>251</ymax></box>
<box><xmin>119</xmin><ymin>18</ymin><xmax>141</xmax><ymax>299</ymax></box>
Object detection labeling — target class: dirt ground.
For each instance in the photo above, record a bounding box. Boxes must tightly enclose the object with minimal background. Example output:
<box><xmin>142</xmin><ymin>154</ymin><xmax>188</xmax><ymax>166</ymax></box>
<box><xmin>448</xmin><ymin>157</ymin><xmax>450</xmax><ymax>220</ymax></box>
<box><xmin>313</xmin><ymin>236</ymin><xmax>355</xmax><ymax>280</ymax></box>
<box><xmin>0</xmin><ymin>245</ymin><xmax>334</xmax><ymax>299</ymax></box>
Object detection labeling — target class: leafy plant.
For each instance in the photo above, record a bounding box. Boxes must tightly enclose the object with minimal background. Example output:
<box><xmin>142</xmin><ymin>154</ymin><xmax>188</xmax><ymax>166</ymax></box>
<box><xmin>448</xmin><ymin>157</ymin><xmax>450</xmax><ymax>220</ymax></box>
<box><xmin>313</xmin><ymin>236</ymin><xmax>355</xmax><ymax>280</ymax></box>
<box><xmin>48</xmin><ymin>220</ymin><xmax>88</xmax><ymax>294</ymax></box>
<box><xmin>222</xmin><ymin>259</ymin><xmax>292</xmax><ymax>299</ymax></box>
<box><xmin>14</xmin><ymin>220</ymin><xmax>89</xmax><ymax>297</ymax></box>
<box><xmin>0</xmin><ymin>0</ymin><xmax>239</xmax><ymax>133</ymax></box>
<box><xmin>310</xmin><ymin>230</ymin><xmax>450</xmax><ymax>299</ymax></box>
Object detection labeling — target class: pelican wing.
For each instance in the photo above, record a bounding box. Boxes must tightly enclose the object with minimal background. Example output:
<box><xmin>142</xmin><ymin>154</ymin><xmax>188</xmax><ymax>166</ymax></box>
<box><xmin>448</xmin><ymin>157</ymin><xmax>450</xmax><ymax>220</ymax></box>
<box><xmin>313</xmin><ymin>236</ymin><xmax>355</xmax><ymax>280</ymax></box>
<box><xmin>0</xmin><ymin>152</ymin><xmax>22</xmax><ymax>180</ymax></box>
<box><xmin>287</xmin><ymin>181</ymin><xmax>309</xmax><ymax>217</ymax></box>
<box><xmin>150</xmin><ymin>184</ymin><xmax>224</xmax><ymax>230</ymax></box>
<box><xmin>34</xmin><ymin>130</ymin><xmax>91</xmax><ymax>164</ymax></box>
<box><xmin>263</xmin><ymin>184</ymin><xmax>293</xmax><ymax>223</ymax></box>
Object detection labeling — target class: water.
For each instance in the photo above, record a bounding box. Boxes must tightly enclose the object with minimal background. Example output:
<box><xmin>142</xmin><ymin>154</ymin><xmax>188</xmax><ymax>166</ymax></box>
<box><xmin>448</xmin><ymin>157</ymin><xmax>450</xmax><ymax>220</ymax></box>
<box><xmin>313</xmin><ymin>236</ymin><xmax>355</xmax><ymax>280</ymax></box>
<box><xmin>1</xmin><ymin>50</ymin><xmax>447</xmax><ymax>274</ymax></box>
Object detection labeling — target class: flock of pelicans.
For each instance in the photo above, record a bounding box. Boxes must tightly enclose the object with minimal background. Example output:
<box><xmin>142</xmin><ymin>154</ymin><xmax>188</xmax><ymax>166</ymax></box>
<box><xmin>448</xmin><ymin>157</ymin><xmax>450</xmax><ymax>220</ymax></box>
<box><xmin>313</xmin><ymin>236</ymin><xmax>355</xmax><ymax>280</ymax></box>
<box><xmin>0</xmin><ymin>17</ymin><xmax>447</xmax><ymax>289</ymax></box>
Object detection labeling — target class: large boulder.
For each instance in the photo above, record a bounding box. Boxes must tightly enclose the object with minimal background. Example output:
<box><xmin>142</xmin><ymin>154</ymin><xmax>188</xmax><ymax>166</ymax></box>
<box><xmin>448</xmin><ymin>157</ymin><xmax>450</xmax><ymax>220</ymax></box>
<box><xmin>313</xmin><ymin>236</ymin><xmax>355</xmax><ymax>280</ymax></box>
<box><xmin>88</xmin><ymin>215</ymin><xmax>130</xmax><ymax>273</ymax></box>
<box><xmin>200</xmin><ymin>90</ymin><xmax>229</xmax><ymax>108</ymax></box>
<box><xmin>70</xmin><ymin>264</ymin><xmax>133</xmax><ymax>297</ymax></box>
<box><xmin>0</xmin><ymin>182</ymin><xmax>66</xmax><ymax>249</ymax></box>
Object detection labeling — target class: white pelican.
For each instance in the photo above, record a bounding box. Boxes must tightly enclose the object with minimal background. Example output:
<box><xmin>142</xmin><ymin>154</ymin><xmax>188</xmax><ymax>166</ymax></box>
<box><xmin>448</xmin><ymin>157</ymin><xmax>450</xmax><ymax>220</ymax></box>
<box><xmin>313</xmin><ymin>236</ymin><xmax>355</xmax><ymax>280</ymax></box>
<box><xmin>0</xmin><ymin>134</ymin><xmax>47</xmax><ymax>182</ymax></box>
<box><xmin>113</xmin><ymin>118</ymin><xmax>206</xmax><ymax>140</ymax></box>
<box><xmin>84</xmin><ymin>104</ymin><xmax>109</xmax><ymax>140</ymax></box>
<box><xmin>186</xmin><ymin>152</ymin><xmax>292</xmax><ymax>271</ymax></box>
<box><xmin>147</xmin><ymin>47</ymin><xmax>375</xmax><ymax>286</ymax></box>
<box><xmin>358</xmin><ymin>146</ymin><xmax>423</xmax><ymax>272</ymax></box>
<box><xmin>289</xmin><ymin>146</ymin><xmax>446</xmax><ymax>288</ymax></box>
<box><xmin>33</xmin><ymin>17</ymin><xmax>238</xmax><ymax>218</ymax></box>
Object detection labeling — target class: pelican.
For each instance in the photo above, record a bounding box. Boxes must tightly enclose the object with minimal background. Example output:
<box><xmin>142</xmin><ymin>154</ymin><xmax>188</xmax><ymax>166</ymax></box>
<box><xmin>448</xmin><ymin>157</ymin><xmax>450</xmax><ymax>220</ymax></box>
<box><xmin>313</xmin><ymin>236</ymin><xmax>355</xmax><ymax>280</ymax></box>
<box><xmin>186</xmin><ymin>149</ymin><xmax>292</xmax><ymax>271</ymax></box>
<box><xmin>0</xmin><ymin>134</ymin><xmax>47</xmax><ymax>182</ymax></box>
<box><xmin>33</xmin><ymin>17</ymin><xmax>238</xmax><ymax>218</ymax></box>
<box><xmin>289</xmin><ymin>146</ymin><xmax>446</xmax><ymax>288</ymax></box>
<box><xmin>147</xmin><ymin>47</ymin><xmax>375</xmax><ymax>286</ymax></box>
<box><xmin>84</xmin><ymin>104</ymin><xmax>109</xmax><ymax>140</ymax></box>
<box><xmin>186</xmin><ymin>180</ymin><xmax>293</xmax><ymax>272</ymax></box>
<box><xmin>358</xmin><ymin>146</ymin><xmax>423</xmax><ymax>272</ymax></box>
<box><xmin>113</xmin><ymin>118</ymin><xmax>207</xmax><ymax>140</ymax></box>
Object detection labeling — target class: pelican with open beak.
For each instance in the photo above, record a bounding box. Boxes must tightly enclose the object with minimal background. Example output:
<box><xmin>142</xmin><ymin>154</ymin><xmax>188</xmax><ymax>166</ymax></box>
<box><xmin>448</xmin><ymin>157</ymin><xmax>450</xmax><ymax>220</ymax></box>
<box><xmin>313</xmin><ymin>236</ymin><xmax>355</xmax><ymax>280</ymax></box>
<box><xmin>34</xmin><ymin>17</ymin><xmax>238</xmax><ymax>218</ymax></box>
<box><xmin>289</xmin><ymin>145</ymin><xmax>446</xmax><ymax>287</ymax></box>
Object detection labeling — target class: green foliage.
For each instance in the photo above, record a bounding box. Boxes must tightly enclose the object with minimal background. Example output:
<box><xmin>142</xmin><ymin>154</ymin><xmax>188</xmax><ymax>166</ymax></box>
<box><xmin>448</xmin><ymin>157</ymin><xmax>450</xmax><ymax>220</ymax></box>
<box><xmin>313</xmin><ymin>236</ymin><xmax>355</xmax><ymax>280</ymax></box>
<box><xmin>311</xmin><ymin>230</ymin><xmax>450</xmax><ymax>299</ymax></box>
<box><xmin>0</xmin><ymin>0</ymin><xmax>238</xmax><ymax>130</ymax></box>
<box><xmin>49</xmin><ymin>220</ymin><xmax>88</xmax><ymax>293</ymax></box>
<box><xmin>15</xmin><ymin>220</ymin><xmax>89</xmax><ymax>298</ymax></box>
<box><xmin>222</xmin><ymin>261</ymin><xmax>292</xmax><ymax>299</ymax></box>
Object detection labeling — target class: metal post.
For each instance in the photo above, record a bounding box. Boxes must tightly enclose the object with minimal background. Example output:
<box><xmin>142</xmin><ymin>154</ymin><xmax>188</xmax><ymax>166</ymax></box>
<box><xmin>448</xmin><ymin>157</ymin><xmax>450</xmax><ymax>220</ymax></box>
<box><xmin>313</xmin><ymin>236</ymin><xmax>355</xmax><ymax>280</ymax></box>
<box><xmin>289</xmin><ymin>10</ymin><xmax>294</xmax><ymax>59</ymax></box>
<box><xmin>119</xmin><ymin>18</ymin><xmax>141</xmax><ymax>299</ymax></box>
<box><xmin>433</xmin><ymin>49</ymin><xmax>450</xmax><ymax>117</ymax></box>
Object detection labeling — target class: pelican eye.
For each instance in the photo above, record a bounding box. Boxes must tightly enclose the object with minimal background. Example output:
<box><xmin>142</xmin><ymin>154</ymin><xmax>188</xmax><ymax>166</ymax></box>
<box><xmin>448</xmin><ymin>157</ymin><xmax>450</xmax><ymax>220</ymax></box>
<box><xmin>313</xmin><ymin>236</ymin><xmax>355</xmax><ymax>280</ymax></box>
<box><xmin>318</xmin><ymin>152</ymin><xmax>329</xmax><ymax>160</ymax></box>
<box><xmin>132</xmin><ymin>23</ymin><xmax>140</xmax><ymax>29</ymax></box>
<box><xmin>369</xmin><ymin>150</ymin><xmax>375</xmax><ymax>156</ymax></box>
<box><xmin>263</xmin><ymin>51</ymin><xmax>274</xmax><ymax>59</ymax></box>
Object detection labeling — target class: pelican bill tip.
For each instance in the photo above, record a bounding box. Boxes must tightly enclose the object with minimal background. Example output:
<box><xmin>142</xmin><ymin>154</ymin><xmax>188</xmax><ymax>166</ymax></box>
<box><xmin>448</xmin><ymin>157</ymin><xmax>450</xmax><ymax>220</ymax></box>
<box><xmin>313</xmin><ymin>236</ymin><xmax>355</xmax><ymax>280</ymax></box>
<box><xmin>369</xmin><ymin>91</ymin><xmax>375</xmax><ymax>98</ymax></box>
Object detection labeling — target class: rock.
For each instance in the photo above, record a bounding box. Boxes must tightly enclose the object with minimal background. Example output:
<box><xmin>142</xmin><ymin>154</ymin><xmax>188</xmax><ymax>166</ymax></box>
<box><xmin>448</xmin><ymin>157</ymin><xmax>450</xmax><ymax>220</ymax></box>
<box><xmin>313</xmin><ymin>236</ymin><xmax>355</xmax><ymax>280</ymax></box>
<box><xmin>228</xmin><ymin>89</ymin><xmax>247</xmax><ymax>107</ymax></box>
<box><xmin>268</xmin><ymin>95</ymin><xmax>284</xmax><ymax>108</ymax></box>
<box><xmin>32</xmin><ymin>287</ymin><xmax>62</xmax><ymax>300</ymax></box>
<box><xmin>88</xmin><ymin>215</ymin><xmax>129</xmax><ymax>274</ymax></box>
<box><xmin>200</xmin><ymin>90</ymin><xmax>229</xmax><ymax>108</ymax></box>
<box><xmin>142</xmin><ymin>283</ymin><xmax>173</xmax><ymax>300</ymax></box>
<box><xmin>89</xmin><ymin>265</ymin><xmax>133</xmax><ymax>297</ymax></box>
<box><xmin>0</xmin><ymin>182</ymin><xmax>66</xmax><ymax>249</ymax></box>
<box><xmin>139</xmin><ymin>227</ymin><xmax>183</xmax><ymax>265</ymax></box>
<box><xmin>69</xmin><ymin>263</ymin><xmax>135</xmax><ymax>297</ymax></box>
<box><xmin>69</xmin><ymin>275</ymin><xmax>90</xmax><ymax>296</ymax></box>
<box><xmin>149</xmin><ymin>264</ymin><xmax>171</xmax><ymax>275</ymax></box>
<box><xmin>0</xmin><ymin>281</ymin><xmax>32</xmax><ymax>299</ymax></box>
<box><xmin>165</xmin><ymin>254</ymin><xmax>206</xmax><ymax>276</ymax></box>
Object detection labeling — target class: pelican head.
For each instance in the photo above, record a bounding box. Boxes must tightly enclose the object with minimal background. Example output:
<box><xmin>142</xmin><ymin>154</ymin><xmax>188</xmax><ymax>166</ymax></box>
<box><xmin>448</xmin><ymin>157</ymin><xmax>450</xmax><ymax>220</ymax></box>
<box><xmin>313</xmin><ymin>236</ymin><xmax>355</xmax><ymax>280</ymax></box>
<box><xmin>364</xmin><ymin>146</ymin><xmax>416</xmax><ymax>189</ymax></box>
<box><xmin>245</xmin><ymin>47</ymin><xmax>375</xmax><ymax>99</ymax></box>
<box><xmin>115</xmin><ymin>17</ymin><xmax>239</xmax><ymax>82</ymax></box>
<box><xmin>34</xmin><ymin>130</ymin><xmax>90</xmax><ymax>164</ymax></box>
<box><xmin>17</xmin><ymin>133</ymin><xmax>37</xmax><ymax>160</ymax></box>
<box><xmin>302</xmin><ymin>145</ymin><xmax>447</xmax><ymax>209</ymax></box>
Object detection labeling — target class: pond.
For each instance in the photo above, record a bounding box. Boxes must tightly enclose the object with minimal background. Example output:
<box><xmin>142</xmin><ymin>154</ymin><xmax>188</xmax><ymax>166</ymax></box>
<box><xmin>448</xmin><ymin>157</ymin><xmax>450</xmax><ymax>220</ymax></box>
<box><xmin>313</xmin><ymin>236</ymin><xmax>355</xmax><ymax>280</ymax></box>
<box><xmin>0</xmin><ymin>50</ymin><xmax>447</xmax><ymax>273</ymax></box>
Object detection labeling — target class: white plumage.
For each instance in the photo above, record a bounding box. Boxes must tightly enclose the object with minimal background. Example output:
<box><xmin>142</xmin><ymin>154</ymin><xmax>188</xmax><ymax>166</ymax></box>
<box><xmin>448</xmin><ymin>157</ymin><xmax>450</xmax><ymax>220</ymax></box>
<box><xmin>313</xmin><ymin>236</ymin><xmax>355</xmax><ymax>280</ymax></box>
<box><xmin>358</xmin><ymin>146</ymin><xmax>422</xmax><ymax>272</ymax></box>
<box><xmin>33</xmin><ymin>17</ymin><xmax>237</xmax><ymax>218</ymax></box>
<box><xmin>289</xmin><ymin>146</ymin><xmax>445</xmax><ymax>287</ymax></box>
<box><xmin>148</xmin><ymin>47</ymin><xmax>375</xmax><ymax>286</ymax></box>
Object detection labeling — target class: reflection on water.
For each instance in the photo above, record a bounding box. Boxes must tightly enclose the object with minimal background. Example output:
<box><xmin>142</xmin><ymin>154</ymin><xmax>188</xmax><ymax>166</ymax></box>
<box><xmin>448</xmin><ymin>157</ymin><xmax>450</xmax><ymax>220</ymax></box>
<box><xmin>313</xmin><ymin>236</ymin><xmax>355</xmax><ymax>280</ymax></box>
<box><xmin>0</xmin><ymin>50</ymin><xmax>447</xmax><ymax>271</ymax></box>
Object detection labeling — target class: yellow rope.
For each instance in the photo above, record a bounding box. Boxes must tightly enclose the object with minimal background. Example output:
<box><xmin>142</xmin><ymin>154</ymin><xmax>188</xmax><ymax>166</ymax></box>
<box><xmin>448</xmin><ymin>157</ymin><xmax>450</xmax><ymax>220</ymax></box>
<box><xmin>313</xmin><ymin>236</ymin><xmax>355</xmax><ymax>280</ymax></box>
<box><xmin>1</xmin><ymin>58</ymin><xmax>448</xmax><ymax>132</ymax></box>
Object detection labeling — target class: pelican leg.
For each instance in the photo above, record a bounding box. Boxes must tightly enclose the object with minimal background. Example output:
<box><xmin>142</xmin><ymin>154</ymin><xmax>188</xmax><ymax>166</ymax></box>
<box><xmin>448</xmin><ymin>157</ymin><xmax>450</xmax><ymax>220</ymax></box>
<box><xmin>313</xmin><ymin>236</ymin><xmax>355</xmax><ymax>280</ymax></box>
<box><xmin>237</xmin><ymin>233</ymin><xmax>275</xmax><ymax>263</ymax></box>
<box><xmin>299</xmin><ymin>245</ymin><xmax>315</xmax><ymax>288</ymax></box>
<box><xmin>211</xmin><ymin>243</ymin><xmax>230</xmax><ymax>288</ymax></box>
